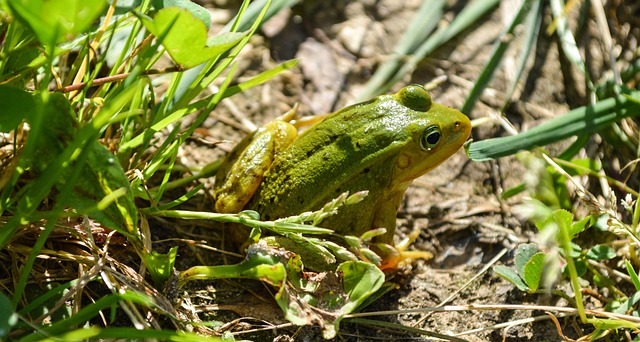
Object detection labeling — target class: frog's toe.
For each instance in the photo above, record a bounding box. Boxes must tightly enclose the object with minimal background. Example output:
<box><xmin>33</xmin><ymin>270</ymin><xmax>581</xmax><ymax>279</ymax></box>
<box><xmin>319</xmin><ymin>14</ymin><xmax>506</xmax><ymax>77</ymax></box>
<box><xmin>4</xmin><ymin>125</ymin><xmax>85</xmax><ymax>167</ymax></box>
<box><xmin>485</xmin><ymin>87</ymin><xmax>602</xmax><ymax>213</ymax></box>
<box><xmin>380</xmin><ymin>250</ymin><xmax>433</xmax><ymax>270</ymax></box>
<box><xmin>379</xmin><ymin>228</ymin><xmax>432</xmax><ymax>270</ymax></box>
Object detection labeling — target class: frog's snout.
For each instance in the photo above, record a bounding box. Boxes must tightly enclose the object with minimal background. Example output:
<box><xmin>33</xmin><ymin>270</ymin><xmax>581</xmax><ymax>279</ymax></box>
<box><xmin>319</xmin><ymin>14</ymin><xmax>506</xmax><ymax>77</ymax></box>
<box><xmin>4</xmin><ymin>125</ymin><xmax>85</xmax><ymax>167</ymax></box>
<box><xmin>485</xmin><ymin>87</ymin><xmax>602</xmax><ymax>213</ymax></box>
<box><xmin>453</xmin><ymin>116</ymin><xmax>472</xmax><ymax>140</ymax></box>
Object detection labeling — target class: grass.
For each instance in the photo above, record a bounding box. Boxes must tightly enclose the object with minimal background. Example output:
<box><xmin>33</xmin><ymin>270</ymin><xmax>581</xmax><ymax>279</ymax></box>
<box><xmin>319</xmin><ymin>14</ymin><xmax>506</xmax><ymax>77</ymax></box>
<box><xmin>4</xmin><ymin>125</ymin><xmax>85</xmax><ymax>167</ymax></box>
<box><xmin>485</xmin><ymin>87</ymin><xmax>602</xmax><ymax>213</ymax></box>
<box><xmin>2</xmin><ymin>0</ymin><xmax>640</xmax><ymax>340</ymax></box>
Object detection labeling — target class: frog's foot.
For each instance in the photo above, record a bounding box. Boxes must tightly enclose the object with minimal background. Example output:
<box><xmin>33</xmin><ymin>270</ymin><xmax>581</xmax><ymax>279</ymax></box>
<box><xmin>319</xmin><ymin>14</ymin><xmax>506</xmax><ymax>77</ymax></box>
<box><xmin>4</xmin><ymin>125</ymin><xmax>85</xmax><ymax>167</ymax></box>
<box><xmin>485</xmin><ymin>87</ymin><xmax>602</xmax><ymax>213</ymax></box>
<box><xmin>379</xmin><ymin>228</ymin><xmax>433</xmax><ymax>270</ymax></box>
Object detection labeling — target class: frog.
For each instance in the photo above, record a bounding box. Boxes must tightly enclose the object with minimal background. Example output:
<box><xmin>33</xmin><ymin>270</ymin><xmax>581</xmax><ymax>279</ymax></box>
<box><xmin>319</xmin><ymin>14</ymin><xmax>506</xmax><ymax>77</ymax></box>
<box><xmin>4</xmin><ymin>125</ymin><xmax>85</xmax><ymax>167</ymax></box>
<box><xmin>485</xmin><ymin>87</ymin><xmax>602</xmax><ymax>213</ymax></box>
<box><xmin>213</xmin><ymin>84</ymin><xmax>471</xmax><ymax>269</ymax></box>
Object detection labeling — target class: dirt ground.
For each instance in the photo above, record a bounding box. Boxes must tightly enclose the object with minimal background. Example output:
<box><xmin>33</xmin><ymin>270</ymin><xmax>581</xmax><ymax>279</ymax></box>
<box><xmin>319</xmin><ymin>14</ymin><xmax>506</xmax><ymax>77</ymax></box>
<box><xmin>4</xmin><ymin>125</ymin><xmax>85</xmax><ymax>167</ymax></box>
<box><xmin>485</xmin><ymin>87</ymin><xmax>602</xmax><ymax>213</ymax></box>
<box><xmin>161</xmin><ymin>0</ymin><xmax>639</xmax><ymax>340</ymax></box>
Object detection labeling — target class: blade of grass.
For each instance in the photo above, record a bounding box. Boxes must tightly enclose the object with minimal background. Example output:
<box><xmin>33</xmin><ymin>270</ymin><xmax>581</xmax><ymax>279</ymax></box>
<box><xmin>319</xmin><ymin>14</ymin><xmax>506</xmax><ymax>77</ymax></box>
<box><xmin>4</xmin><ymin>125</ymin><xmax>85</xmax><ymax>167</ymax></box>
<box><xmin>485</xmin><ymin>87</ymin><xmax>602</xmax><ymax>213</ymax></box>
<box><xmin>625</xmin><ymin>260</ymin><xmax>640</xmax><ymax>292</ymax></box>
<box><xmin>17</xmin><ymin>292</ymin><xmax>153</xmax><ymax>342</ymax></box>
<box><xmin>119</xmin><ymin>59</ymin><xmax>298</xmax><ymax>152</ymax></box>
<box><xmin>156</xmin><ymin>184</ymin><xmax>205</xmax><ymax>211</ymax></box>
<box><xmin>461</xmin><ymin>0</ymin><xmax>538</xmax><ymax>115</ymax></box>
<box><xmin>355</xmin><ymin>0</ymin><xmax>445</xmax><ymax>100</ymax></box>
<box><xmin>549</xmin><ymin>0</ymin><xmax>593</xmax><ymax>94</ymax></box>
<box><xmin>38</xmin><ymin>326</ymin><xmax>224</xmax><ymax>342</ymax></box>
<box><xmin>358</xmin><ymin>0</ymin><xmax>499</xmax><ymax>100</ymax></box>
<box><xmin>466</xmin><ymin>91</ymin><xmax>640</xmax><ymax>161</ymax></box>
<box><xmin>171</xmin><ymin>0</ymin><xmax>299</xmax><ymax>108</ymax></box>
<box><xmin>597</xmin><ymin>58</ymin><xmax>640</xmax><ymax>98</ymax></box>
<box><xmin>17</xmin><ymin>280</ymin><xmax>77</xmax><ymax>316</ymax></box>
<box><xmin>0</xmin><ymin>80</ymin><xmax>144</xmax><ymax>259</ymax></box>
<box><xmin>150</xmin><ymin>61</ymin><xmax>239</xmax><ymax>204</ymax></box>
<box><xmin>501</xmin><ymin>0</ymin><xmax>543</xmax><ymax>112</ymax></box>
<box><xmin>346</xmin><ymin>318</ymin><xmax>468</xmax><ymax>342</ymax></box>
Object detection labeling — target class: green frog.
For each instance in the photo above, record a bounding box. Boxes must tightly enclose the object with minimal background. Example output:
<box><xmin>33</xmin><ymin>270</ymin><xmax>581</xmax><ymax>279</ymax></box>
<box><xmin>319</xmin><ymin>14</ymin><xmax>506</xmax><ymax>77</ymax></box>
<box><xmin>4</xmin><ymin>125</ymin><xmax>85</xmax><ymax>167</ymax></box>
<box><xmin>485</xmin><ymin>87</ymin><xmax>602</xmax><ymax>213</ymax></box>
<box><xmin>214</xmin><ymin>84</ymin><xmax>471</xmax><ymax>268</ymax></box>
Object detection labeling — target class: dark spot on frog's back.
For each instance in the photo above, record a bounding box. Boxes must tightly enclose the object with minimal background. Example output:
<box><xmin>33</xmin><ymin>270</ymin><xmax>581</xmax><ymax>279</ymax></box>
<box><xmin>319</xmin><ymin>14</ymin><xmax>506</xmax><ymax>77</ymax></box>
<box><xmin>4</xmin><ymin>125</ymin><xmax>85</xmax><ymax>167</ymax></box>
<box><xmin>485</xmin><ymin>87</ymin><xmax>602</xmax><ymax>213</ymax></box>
<box><xmin>360</xmin><ymin>167</ymin><xmax>370</xmax><ymax>174</ymax></box>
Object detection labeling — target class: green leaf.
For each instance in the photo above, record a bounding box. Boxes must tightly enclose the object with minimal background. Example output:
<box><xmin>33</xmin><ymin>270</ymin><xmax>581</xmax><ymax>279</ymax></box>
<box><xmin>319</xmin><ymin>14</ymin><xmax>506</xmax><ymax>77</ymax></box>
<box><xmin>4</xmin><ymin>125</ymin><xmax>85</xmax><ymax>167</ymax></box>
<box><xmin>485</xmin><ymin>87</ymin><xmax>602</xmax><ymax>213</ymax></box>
<box><xmin>535</xmin><ymin>209</ymin><xmax>573</xmax><ymax>240</ymax></box>
<box><xmin>613</xmin><ymin>292</ymin><xmax>640</xmax><ymax>315</ymax></box>
<box><xmin>501</xmin><ymin>183</ymin><xmax>526</xmax><ymax>199</ymax></box>
<box><xmin>144</xmin><ymin>247</ymin><xmax>178</xmax><ymax>285</ymax></box>
<box><xmin>327</xmin><ymin>261</ymin><xmax>384</xmax><ymax>339</ymax></box>
<box><xmin>62</xmin><ymin>141</ymin><xmax>139</xmax><ymax>238</ymax></box>
<box><xmin>461</xmin><ymin>0</ymin><xmax>536</xmax><ymax>114</ymax></box>
<box><xmin>180</xmin><ymin>243</ymin><xmax>382</xmax><ymax>340</ymax></box>
<box><xmin>20</xmin><ymin>92</ymin><xmax>76</xmax><ymax>173</ymax></box>
<box><xmin>9</xmin><ymin>0</ymin><xmax>106</xmax><ymax>45</ymax></box>
<box><xmin>140</xmin><ymin>7</ymin><xmax>245</xmax><ymax>69</ymax></box>
<box><xmin>625</xmin><ymin>260</ymin><xmax>640</xmax><ymax>292</ymax></box>
<box><xmin>568</xmin><ymin>215</ymin><xmax>593</xmax><ymax>238</ymax></box>
<box><xmin>562</xmin><ymin>158</ymin><xmax>602</xmax><ymax>176</ymax></box>
<box><xmin>514</xmin><ymin>243</ymin><xmax>539</xmax><ymax>277</ymax></box>
<box><xmin>523</xmin><ymin>252</ymin><xmax>545</xmax><ymax>291</ymax></box>
<box><xmin>268</xmin><ymin>235</ymin><xmax>337</xmax><ymax>271</ymax></box>
<box><xmin>40</xmin><ymin>326</ymin><xmax>223</xmax><ymax>341</ymax></box>
<box><xmin>566</xmin><ymin>242</ymin><xmax>583</xmax><ymax>258</ymax></box>
<box><xmin>153</xmin><ymin>0</ymin><xmax>211</xmax><ymax>29</ymax></box>
<box><xmin>340</xmin><ymin>261</ymin><xmax>385</xmax><ymax>305</ymax></box>
<box><xmin>592</xmin><ymin>214</ymin><xmax>610</xmax><ymax>231</ymax></box>
<box><xmin>0</xmin><ymin>85</ymin><xmax>33</xmax><ymax>132</ymax></box>
<box><xmin>179</xmin><ymin>245</ymin><xmax>287</xmax><ymax>286</ymax></box>
<box><xmin>0</xmin><ymin>293</ymin><xmax>17</xmax><ymax>338</ymax></box>
<box><xmin>494</xmin><ymin>265</ymin><xmax>529</xmax><ymax>291</ymax></box>
<box><xmin>112</xmin><ymin>0</ymin><xmax>143</xmax><ymax>14</ymax></box>
<box><xmin>563</xmin><ymin>259</ymin><xmax>587</xmax><ymax>277</ymax></box>
<box><xmin>586</xmin><ymin>245</ymin><xmax>616</xmax><ymax>260</ymax></box>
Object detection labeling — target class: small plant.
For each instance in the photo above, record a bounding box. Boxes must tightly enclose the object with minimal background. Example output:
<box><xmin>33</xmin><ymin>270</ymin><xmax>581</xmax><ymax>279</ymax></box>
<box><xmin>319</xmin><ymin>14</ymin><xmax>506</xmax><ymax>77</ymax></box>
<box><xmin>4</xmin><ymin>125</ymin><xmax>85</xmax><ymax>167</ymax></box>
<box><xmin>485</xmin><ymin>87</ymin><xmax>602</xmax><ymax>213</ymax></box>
<box><xmin>0</xmin><ymin>0</ymin><xmax>306</xmax><ymax>340</ymax></box>
<box><xmin>495</xmin><ymin>243</ymin><xmax>547</xmax><ymax>293</ymax></box>
<box><xmin>495</xmin><ymin>153</ymin><xmax>640</xmax><ymax>338</ymax></box>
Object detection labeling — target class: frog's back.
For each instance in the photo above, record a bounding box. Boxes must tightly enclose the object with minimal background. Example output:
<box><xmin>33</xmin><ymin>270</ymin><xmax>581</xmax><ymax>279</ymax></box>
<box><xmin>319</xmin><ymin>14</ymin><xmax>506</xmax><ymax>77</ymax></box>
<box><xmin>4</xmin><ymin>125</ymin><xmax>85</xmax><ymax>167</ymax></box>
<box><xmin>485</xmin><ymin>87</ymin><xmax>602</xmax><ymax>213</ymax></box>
<box><xmin>247</xmin><ymin>96</ymin><xmax>403</xmax><ymax>221</ymax></box>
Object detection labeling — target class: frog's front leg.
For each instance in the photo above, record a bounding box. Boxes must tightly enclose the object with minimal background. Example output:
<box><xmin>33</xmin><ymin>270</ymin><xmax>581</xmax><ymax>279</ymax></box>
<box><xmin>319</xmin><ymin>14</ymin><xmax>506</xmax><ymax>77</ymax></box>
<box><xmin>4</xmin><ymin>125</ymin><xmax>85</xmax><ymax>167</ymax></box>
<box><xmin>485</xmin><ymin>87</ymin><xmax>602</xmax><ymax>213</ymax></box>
<box><xmin>214</xmin><ymin>109</ymin><xmax>298</xmax><ymax>213</ymax></box>
<box><xmin>372</xmin><ymin>190</ymin><xmax>433</xmax><ymax>270</ymax></box>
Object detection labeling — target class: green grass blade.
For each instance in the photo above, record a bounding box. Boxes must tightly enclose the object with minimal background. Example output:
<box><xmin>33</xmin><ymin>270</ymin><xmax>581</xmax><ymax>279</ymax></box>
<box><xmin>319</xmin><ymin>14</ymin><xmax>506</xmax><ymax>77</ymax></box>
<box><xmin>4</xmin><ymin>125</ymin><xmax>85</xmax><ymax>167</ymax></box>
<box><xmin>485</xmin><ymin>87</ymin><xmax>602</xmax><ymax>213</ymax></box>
<box><xmin>224</xmin><ymin>0</ymin><xmax>300</xmax><ymax>33</ymax></box>
<box><xmin>467</xmin><ymin>92</ymin><xmax>640</xmax><ymax>161</ymax></box>
<box><xmin>501</xmin><ymin>0</ymin><xmax>542</xmax><ymax>111</ymax></box>
<box><xmin>359</xmin><ymin>0</ymin><xmax>499</xmax><ymax>100</ymax></box>
<box><xmin>120</xmin><ymin>59</ymin><xmax>298</xmax><ymax>152</ymax></box>
<box><xmin>356</xmin><ymin>0</ymin><xmax>445</xmax><ymax>100</ymax></box>
<box><xmin>597</xmin><ymin>58</ymin><xmax>640</xmax><ymax>98</ymax></box>
<box><xmin>461</xmin><ymin>0</ymin><xmax>537</xmax><ymax>115</ymax></box>
<box><xmin>347</xmin><ymin>318</ymin><xmax>469</xmax><ymax>342</ymax></box>
<box><xmin>17</xmin><ymin>280</ymin><xmax>77</xmax><ymax>316</ymax></box>
<box><xmin>550</xmin><ymin>0</ymin><xmax>593</xmax><ymax>92</ymax></box>
<box><xmin>171</xmin><ymin>0</ymin><xmax>298</xmax><ymax>107</ymax></box>
<box><xmin>37</xmin><ymin>326</ymin><xmax>224</xmax><ymax>342</ymax></box>
<box><xmin>626</xmin><ymin>260</ymin><xmax>640</xmax><ymax>292</ymax></box>
<box><xmin>17</xmin><ymin>292</ymin><xmax>154</xmax><ymax>342</ymax></box>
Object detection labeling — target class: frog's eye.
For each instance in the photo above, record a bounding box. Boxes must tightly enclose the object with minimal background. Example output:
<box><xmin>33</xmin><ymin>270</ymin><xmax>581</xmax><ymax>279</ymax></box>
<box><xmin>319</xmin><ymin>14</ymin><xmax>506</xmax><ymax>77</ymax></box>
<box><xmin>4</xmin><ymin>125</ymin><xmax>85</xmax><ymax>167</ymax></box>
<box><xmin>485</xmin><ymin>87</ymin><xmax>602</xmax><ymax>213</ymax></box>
<box><xmin>420</xmin><ymin>125</ymin><xmax>441</xmax><ymax>150</ymax></box>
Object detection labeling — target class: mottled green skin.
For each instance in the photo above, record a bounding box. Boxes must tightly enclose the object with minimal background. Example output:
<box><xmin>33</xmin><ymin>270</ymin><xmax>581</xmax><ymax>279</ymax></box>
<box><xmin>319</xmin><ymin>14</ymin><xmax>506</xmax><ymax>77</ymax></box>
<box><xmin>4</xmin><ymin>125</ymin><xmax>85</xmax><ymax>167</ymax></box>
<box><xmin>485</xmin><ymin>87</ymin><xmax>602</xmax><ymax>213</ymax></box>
<box><xmin>246</xmin><ymin>85</ymin><xmax>471</xmax><ymax>244</ymax></box>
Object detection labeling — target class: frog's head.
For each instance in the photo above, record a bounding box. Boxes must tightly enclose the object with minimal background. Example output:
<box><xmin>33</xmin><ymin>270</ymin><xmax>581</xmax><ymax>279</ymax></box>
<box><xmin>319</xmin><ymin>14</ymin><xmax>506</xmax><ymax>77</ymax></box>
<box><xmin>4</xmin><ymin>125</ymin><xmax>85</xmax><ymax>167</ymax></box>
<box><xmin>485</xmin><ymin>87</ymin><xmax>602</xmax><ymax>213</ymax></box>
<box><xmin>390</xmin><ymin>84</ymin><xmax>472</xmax><ymax>189</ymax></box>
